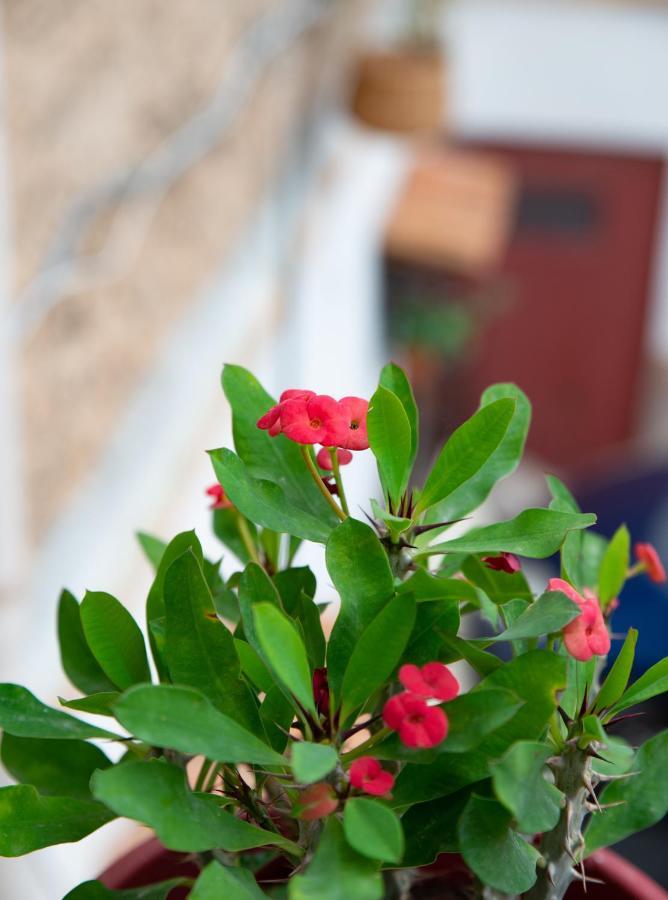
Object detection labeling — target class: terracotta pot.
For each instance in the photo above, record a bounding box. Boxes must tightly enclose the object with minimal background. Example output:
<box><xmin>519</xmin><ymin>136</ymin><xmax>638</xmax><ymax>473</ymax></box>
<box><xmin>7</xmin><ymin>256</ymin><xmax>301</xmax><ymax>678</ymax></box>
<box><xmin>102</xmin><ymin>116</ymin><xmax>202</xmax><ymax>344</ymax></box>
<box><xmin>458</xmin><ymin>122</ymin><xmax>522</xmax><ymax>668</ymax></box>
<box><xmin>99</xmin><ymin>838</ymin><xmax>667</xmax><ymax>899</ymax></box>
<box><xmin>350</xmin><ymin>49</ymin><xmax>446</xmax><ymax>135</ymax></box>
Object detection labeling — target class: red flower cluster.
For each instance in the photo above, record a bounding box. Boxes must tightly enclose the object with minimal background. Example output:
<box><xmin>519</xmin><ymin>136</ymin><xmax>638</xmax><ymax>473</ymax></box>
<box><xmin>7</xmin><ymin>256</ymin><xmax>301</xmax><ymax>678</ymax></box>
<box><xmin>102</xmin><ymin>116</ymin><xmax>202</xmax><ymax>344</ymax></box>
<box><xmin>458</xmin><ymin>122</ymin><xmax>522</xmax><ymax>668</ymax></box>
<box><xmin>548</xmin><ymin>578</ymin><xmax>610</xmax><ymax>662</ymax></box>
<box><xmin>483</xmin><ymin>552</ymin><xmax>520</xmax><ymax>574</ymax></box>
<box><xmin>205</xmin><ymin>483</ymin><xmax>233</xmax><ymax>510</ymax></box>
<box><xmin>635</xmin><ymin>542</ymin><xmax>667</xmax><ymax>584</ymax></box>
<box><xmin>349</xmin><ymin>757</ymin><xmax>394</xmax><ymax>797</ymax></box>
<box><xmin>382</xmin><ymin>662</ymin><xmax>459</xmax><ymax>749</ymax></box>
<box><xmin>316</xmin><ymin>447</ymin><xmax>353</xmax><ymax>470</ymax></box>
<box><xmin>257</xmin><ymin>389</ymin><xmax>369</xmax><ymax>451</ymax></box>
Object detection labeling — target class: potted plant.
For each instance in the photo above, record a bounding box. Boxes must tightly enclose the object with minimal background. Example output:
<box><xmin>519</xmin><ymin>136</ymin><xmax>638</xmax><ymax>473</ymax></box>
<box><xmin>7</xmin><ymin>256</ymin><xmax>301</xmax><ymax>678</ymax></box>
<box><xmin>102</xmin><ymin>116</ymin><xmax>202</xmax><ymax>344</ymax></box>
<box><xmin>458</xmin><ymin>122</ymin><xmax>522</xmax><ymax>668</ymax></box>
<box><xmin>351</xmin><ymin>1</ymin><xmax>447</xmax><ymax>134</ymax></box>
<box><xmin>1</xmin><ymin>362</ymin><xmax>667</xmax><ymax>899</ymax></box>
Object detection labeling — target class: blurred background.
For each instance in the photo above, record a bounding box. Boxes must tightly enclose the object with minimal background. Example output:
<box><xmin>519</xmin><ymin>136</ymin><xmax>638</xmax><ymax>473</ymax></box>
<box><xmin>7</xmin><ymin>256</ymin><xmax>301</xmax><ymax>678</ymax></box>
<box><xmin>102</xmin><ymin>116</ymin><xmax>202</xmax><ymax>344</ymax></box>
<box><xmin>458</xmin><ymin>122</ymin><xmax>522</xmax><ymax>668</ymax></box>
<box><xmin>1</xmin><ymin>0</ymin><xmax>668</xmax><ymax>895</ymax></box>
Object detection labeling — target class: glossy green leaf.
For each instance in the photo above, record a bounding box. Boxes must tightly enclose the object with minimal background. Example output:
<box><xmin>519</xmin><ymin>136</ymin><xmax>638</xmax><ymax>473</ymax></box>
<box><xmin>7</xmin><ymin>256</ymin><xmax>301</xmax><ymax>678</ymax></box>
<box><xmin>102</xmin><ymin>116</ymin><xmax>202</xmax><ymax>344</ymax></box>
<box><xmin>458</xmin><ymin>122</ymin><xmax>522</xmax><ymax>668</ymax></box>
<box><xmin>164</xmin><ymin>549</ymin><xmax>261</xmax><ymax>735</ymax></box>
<box><xmin>367</xmin><ymin>384</ymin><xmax>412</xmax><ymax>504</ymax></box>
<box><xmin>491</xmin><ymin>591</ymin><xmax>580</xmax><ymax>642</ymax></box>
<box><xmin>491</xmin><ymin>741</ymin><xmax>563</xmax><ymax>833</ymax></box>
<box><xmin>260</xmin><ymin>685</ymin><xmax>295</xmax><ymax>753</ymax></box>
<box><xmin>563</xmin><ymin>530</ymin><xmax>608</xmax><ymax>593</ymax></box>
<box><xmin>424</xmin><ymin>384</ymin><xmax>530</xmax><ymax>525</ymax></box>
<box><xmin>402</xmin><ymin>599</ymin><xmax>461</xmax><ymax>667</ymax></box>
<box><xmin>458</xmin><ymin>794</ymin><xmax>539</xmax><ymax>893</ymax></box>
<box><xmin>209</xmin><ymin>448</ymin><xmax>333</xmax><ymax>543</ymax></box>
<box><xmin>607</xmin><ymin>658</ymin><xmax>668</xmax><ymax>718</ymax></box>
<box><xmin>586</xmin><ymin>731</ymin><xmax>668</xmax><ymax>854</ymax></box>
<box><xmin>235</xmin><ymin>639</ymin><xmax>273</xmax><ymax>693</ymax></box>
<box><xmin>222</xmin><ymin>365</ymin><xmax>337</xmax><ymax>524</ymax></box>
<box><xmin>60</xmin><ymin>692</ymin><xmax>120</xmax><ymax>717</ymax></box>
<box><xmin>560</xmin><ymin>655</ymin><xmax>596</xmax><ymax>720</ymax></box>
<box><xmin>291</xmin><ymin>742</ymin><xmax>338</xmax><ymax>784</ymax></box>
<box><xmin>253</xmin><ymin>603</ymin><xmax>316</xmax><ymax>716</ymax></box>
<box><xmin>437</xmin><ymin>634</ymin><xmax>502</xmax><ymax>676</ymax></box>
<box><xmin>0</xmin><ymin>684</ymin><xmax>119</xmax><ymax>740</ymax></box>
<box><xmin>341</xmin><ymin>593</ymin><xmax>416</xmax><ymax>722</ymax></box>
<box><xmin>325</xmin><ymin>519</ymin><xmax>394</xmax><ymax>700</ymax></box>
<box><xmin>213</xmin><ymin>507</ymin><xmax>256</xmax><ymax>564</ymax></box>
<box><xmin>400</xmin><ymin>786</ymin><xmax>473</xmax><ymax>866</ymax></box>
<box><xmin>416</xmin><ymin>397</ymin><xmax>515</xmax><ymax>515</ymax></box>
<box><xmin>238</xmin><ymin>562</ymin><xmax>283</xmax><ymax>661</ymax></box>
<box><xmin>289</xmin><ymin>817</ymin><xmax>381</xmax><ymax>900</ymax></box>
<box><xmin>113</xmin><ymin>684</ymin><xmax>284</xmax><ymax>766</ymax></box>
<box><xmin>380</xmin><ymin>361</ymin><xmax>419</xmax><ymax>470</ymax></box>
<box><xmin>593</xmin><ymin>628</ymin><xmax>638</xmax><ymax>713</ymax></box>
<box><xmin>64</xmin><ymin>879</ymin><xmax>188</xmax><ymax>900</ymax></box>
<box><xmin>0</xmin><ymin>785</ymin><xmax>114</xmax><ymax>856</ymax></box>
<box><xmin>58</xmin><ymin>590</ymin><xmax>117</xmax><ymax>695</ymax></box>
<box><xmin>370</xmin><ymin>498</ymin><xmax>412</xmax><ymax>544</ymax></box>
<box><xmin>461</xmin><ymin>555</ymin><xmax>533</xmax><ymax>605</ymax></box>
<box><xmin>343</xmin><ymin>797</ymin><xmax>404</xmax><ymax>864</ymax></box>
<box><xmin>273</xmin><ymin>567</ymin><xmax>317</xmax><ymax>614</ymax></box>
<box><xmin>424</xmin><ymin>508</ymin><xmax>596</xmax><ymax>559</ymax></box>
<box><xmin>598</xmin><ymin>524</ymin><xmax>630</xmax><ymax>605</ymax></box>
<box><xmin>298</xmin><ymin>593</ymin><xmax>327</xmax><ymax>670</ymax></box>
<box><xmin>1</xmin><ymin>734</ymin><xmax>111</xmax><ymax>799</ymax></box>
<box><xmin>190</xmin><ymin>862</ymin><xmax>266</xmax><ymax>900</ymax></box>
<box><xmin>398</xmin><ymin>569</ymin><xmax>479</xmax><ymax>604</ymax></box>
<box><xmin>136</xmin><ymin>532</ymin><xmax>167</xmax><ymax>572</ymax></box>
<box><xmin>546</xmin><ymin>474</ymin><xmax>579</xmax><ymax>513</ymax></box>
<box><xmin>92</xmin><ymin>759</ymin><xmax>300</xmax><ymax>855</ymax></box>
<box><xmin>80</xmin><ymin>591</ymin><xmax>151</xmax><ymax>690</ymax></box>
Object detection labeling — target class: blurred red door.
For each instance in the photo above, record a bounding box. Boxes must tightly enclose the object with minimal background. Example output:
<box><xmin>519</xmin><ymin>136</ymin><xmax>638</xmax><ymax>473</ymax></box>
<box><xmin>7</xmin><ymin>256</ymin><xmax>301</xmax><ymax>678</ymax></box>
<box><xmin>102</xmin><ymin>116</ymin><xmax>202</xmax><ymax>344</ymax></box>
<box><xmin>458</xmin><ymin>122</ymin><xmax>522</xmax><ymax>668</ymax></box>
<box><xmin>466</xmin><ymin>144</ymin><xmax>664</xmax><ymax>471</ymax></box>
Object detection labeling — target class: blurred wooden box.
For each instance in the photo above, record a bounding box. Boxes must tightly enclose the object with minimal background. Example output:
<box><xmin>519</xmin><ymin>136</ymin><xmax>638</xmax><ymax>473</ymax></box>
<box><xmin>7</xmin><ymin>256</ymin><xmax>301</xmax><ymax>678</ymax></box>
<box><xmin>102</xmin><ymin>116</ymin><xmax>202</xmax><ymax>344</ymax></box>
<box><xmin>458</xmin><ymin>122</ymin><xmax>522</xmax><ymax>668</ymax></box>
<box><xmin>385</xmin><ymin>149</ymin><xmax>517</xmax><ymax>276</ymax></box>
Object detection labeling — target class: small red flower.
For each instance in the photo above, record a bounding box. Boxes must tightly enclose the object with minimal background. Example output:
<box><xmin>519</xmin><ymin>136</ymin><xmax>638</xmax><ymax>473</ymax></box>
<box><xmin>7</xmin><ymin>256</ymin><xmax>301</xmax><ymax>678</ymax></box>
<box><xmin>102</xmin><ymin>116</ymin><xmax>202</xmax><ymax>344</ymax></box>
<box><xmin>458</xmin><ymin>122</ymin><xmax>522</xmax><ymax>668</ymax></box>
<box><xmin>205</xmin><ymin>483</ymin><xmax>233</xmax><ymax>510</ymax></box>
<box><xmin>635</xmin><ymin>542</ymin><xmax>667</xmax><ymax>584</ymax></box>
<box><xmin>399</xmin><ymin>662</ymin><xmax>460</xmax><ymax>701</ymax></box>
<box><xmin>548</xmin><ymin>577</ymin><xmax>610</xmax><ymax>662</ymax></box>
<box><xmin>279</xmin><ymin>395</ymin><xmax>346</xmax><ymax>446</ymax></box>
<box><xmin>297</xmin><ymin>783</ymin><xmax>338</xmax><ymax>820</ymax></box>
<box><xmin>336</xmin><ymin>397</ymin><xmax>369</xmax><ymax>451</ymax></box>
<box><xmin>280</xmin><ymin>389</ymin><xmax>316</xmax><ymax>402</ymax></box>
<box><xmin>483</xmin><ymin>552</ymin><xmax>520</xmax><ymax>574</ymax></box>
<box><xmin>349</xmin><ymin>757</ymin><xmax>394</xmax><ymax>797</ymax></box>
<box><xmin>256</xmin><ymin>404</ymin><xmax>283</xmax><ymax>437</ymax></box>
<box><xmin>316</xmin><ymin>447</ymin><xmax>353</xmax><ymax>470</ymax></box>
<box><xmin>382</xmin><ymin>692</ymin><xmax>448</xmax><ymax>749</ymax></box>
<box><xmin>312</xmin><ymin>667</ymin><xmax>330</xmax><ymax>718</ymax></box>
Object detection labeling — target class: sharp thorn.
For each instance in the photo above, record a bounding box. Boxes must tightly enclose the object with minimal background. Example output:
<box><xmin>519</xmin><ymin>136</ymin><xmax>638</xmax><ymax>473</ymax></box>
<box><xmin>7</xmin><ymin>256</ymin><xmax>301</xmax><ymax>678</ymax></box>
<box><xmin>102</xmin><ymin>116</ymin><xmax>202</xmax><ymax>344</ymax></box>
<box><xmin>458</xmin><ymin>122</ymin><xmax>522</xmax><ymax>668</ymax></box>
<box><xmin>597</xmin><ymin>770</ymin><xmax>640</xmax><ymax>782</ymax></box>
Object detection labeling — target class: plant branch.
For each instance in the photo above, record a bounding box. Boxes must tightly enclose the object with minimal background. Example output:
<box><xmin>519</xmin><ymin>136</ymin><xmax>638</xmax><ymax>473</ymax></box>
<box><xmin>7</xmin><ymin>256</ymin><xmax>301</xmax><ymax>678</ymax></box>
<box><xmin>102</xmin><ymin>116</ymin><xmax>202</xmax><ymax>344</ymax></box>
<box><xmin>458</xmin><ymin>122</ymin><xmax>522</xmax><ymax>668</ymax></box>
<box><xmin>328</xmin><ymin>448</ymin><xmax>350</xmax><ymax>516</ymax></box>
<box><xmin>300</xmin><ymin>446</ymin><xmax>347</xmax><ymax>521</ymax></box>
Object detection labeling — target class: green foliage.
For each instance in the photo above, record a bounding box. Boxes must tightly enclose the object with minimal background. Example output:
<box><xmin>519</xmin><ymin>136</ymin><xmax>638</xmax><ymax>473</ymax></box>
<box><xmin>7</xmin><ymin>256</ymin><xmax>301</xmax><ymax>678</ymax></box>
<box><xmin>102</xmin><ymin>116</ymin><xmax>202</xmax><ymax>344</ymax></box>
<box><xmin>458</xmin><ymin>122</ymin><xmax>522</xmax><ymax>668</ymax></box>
<box><xmin>607</xmin><ymin>657</ymin><xmax>668</xmax><ymax>717</ymax></box>
<box><xmin>379</xmin><ymin>362</ymin><xmax>419</xmax><ymax>471</ymax></box>
<box><xmin>458</xmin><ymin>794</ymin><xmax>540</xmax><ymax>894</ymax></box>
<box><xmin>491</xmin><ymin>741</ymin><xmax>563</xmax><ymax>833</ymax></box>
<box><xmin>64</xmin><ymin>880</ymin><xmax>188</xmax><ymax>900</ymax></box>
<box><xmin>190</xmin><ymin>862</ymin><xmax>266</xmax><ymax>900</ymax></box>
<box><xmin>92</xmin><ymin>760</ymin><xmax>300</xmax><ymax>855</ymax></box>
<box><xmin>136</xmin><ymin>532</ymin><xmax>167</xmax><ymax>571</ymax></box>
<box><xmin>0</xmin><ymin>684</ymin><xmax>118</xmax><ymax>740</ymax></box>
<box><xmin>253</xmin><ymin>602</ymin><xmax>317</xmax><ymax>717</ymax></box>
<box><xmin>367</xmin><ymin>384</ymin><xmax>413</xmax><ymax>505</ymax></box>
<box><xmin>1</xmin><ymin>735</ymin><xmax>110</xmax><ymax>799</ymax></box>
<box><xmin>291</xmin><ymin>742</ymin><xmax>338</xmax><ymax>784</ymax></box>
<box><xmin>586</xmin><ymin>731</ymin><xmax>668</xmax><ymax>854</ymax></box>
<box><xmin>58</xmin><ymin>590</ymin><xmax>117</xmax><ymax>695</ymax></box>
<box><xmin>343</xmin><ymin>798</ymin><xmax>404</xmax><ymax>863</ymax></box>
<box><xmin>80</xmin><ymin>591</ymin><xmax>151</xmax><ymax>690</ymax></box>
<box><xmin>593</xmin><ymin>628</ymin><xmax>638</xmax><ymax>713</ymax></box>
<box><xmin>598</xmin><ymin>524</ymin><xmax>630</xmax><ymax>604</ymax></box>
<box><xmin>491</xmin><ymin>591</ymin><xmax>580</xmax><ymax>642</ymax></box>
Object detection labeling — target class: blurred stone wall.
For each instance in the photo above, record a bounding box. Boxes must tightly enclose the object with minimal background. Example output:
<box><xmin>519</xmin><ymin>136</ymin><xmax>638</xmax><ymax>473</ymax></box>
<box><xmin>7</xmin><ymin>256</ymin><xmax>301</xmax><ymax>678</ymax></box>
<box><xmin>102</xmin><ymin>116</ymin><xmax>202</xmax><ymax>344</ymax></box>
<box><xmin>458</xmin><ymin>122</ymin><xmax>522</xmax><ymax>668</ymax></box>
<box><xmin>6</xmin><ymin>0</ymin><xmax>361</xmax><ymax>538</ymax></box>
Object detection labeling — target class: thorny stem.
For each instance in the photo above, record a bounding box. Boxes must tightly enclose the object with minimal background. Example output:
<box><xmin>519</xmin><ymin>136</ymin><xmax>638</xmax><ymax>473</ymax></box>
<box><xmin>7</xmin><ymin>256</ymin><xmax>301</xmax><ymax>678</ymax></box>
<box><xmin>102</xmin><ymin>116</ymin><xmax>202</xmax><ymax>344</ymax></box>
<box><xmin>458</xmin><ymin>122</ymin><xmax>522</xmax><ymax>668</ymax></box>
<box><xmin>328</xmin><ymin>447</ymin><xmax>350</xmax><ymax>516</ymax></box>
<box><xmin>524</xmin><ymin>746</ymin><xmax>593</xmax><ymax>900</ymax></box>
<box><xmin>300</xmin><ymin>446</ymin><xmax>347</xmax><ymax>521</ymax></box>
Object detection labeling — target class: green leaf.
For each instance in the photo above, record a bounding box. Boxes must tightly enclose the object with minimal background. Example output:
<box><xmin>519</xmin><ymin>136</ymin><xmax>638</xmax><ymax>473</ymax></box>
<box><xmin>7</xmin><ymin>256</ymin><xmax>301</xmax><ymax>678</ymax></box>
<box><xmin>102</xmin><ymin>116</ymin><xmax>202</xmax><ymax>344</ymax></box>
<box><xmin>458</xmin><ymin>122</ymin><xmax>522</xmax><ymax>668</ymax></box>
<box><xmin>1</xmin><ymin>734</ymin><xmax>110</xmax><ymax>799</ymax></box>
<box><xmin>60</xmin><ymin>692</ymin><xmax>120</xmax><ymax>717</ymax></box>
<box><xmin>340</xmin><ymin>593</ymin><xmax>416</xmax><ymax>723</ymax></box>
<box><xmin>424</xmin><ymin>384</ymin><xmax>530</xmax><ymax>525</ymax></box>
<box><xmin>458</xmin><ymin>794</ymin><xmax>539</xmax><ymax>893</ymax></box>
<box><xmin>598</xmin><ymin>524</ymin><xmax>630</xmax><ymax>604</ymax></box>
<box><xmin>209</xmin><ymin>448</ymin><xmax>333</xmax><ymax>543</ymax></box>
<box><xmin>560</xmin><ymin>655</ymin><xmax>596</xmax><ymax>720</ymax></box>
<box><xmin>0</xmin><ymin>684</ymin><xmax>119</xmax><ymax>740</ymax></box>
<box><xmin>367</xmin><ymin>385</ymin><xmax>412</xmax><ymax>504</ymax></box>
<box><xmin>461</xmin><ymin>555</ymin><xmax>533</xmax><ymax>605</ymax></box>
<box><xmin>343</xmin><ymin>797</ymin><xmax>404</xmax><ymax>864</ymax></box>
<box><xmin>370</xmin><ymin>498</ymin><xmax>412</xmax><ymax>544</ymax></box>
<box><xmin>136</xmin><ymin>532</ymin><xmax>167</xmax><ymax>571</ymax></box>
<box><xmin>289</xmin><ymin>817</ymin><xmax>381</xmax><ymax>900</ymax></box>
<box><xmin>213</xmin><ymin>507</ymin><xmax>256</xmax><ymax>564</ymax></box>
<box><xmin>238</xmin><ymin>562</ymin><xmax>283</xmax><ymax>661</ymax></box>
<box><xmin>291</xmin><ymin>742</ymin><xmax>338</xmax><ymax>784</ymax></box>
<box><xmin>491</xmin><ymin>741</ymin><xmax>563</xmax><ymax>833</ymax></box>
<box><xmin>424</xmin><ymin>508</ymin><xmax>597</xmax><ymax>559</ymax></box>
<box><xmin>546</xmin><ymin>474</ymin><xmax>580</xmax><ymax>513</ymax></box>
<box><xmin>400</xmin><ymin>786</ymin><xmax>473</xmax><ymax>866</ymax></box>
<box><xmin>0</xmin><ymin>785</ymin><xmax>114</xmax><ymax>855</ymax></box>
<box><xmin>593</xmin><ymin>628</ymin><xmax>638</xmax><ymax>713</ymax></box>
<box><xmin>585</xmin><ymin>731</ymin><xmax>668</xmax><ymax>854</ymax></box>
<box><xmin>607</xmin><ymin>658</ymin><xmax>668</xmax><ymax>718</ymax></box>
<box><xmin>437</xmin><ymin>634</ymin><xmax>502</xmax><ymax>676</ymax></box>
<box><xmin>64</xmin><ymin>879</ymin><xmax>187</xmax><ymax>900</ymax></box>
<box><xmin>402</xmin><ymin>599</ymin><xmax>461</xmax><ymax>668</ymax></box>
<box><xmin>58</xmin><ymin>590</ymin><xmax>117</xmax><ymax>695</ymax></box>
<box><xmin>113</xmin><ymin>684</ymin><xmax>285</xmax><ymax>766</ymax></box>
<box><xmin>397</xmin><ymin>569</ymin><xmax>479</xmax><ymax>604</ymax></box>
<box><xmin>190</xmin><ymin>862</ymin><xmax>266</xmax><ymax>900</ymax></box>
<box><xmin>380</xmin><ymin>361</ymin><xmax>419</xmax><ymax>471</ymax></box>
<box><xmin>92</xmin><ymin>759</ymin><xmax>300</xmax><ymax>855</ymax></box>
<box><xmin>260</xmin><ymin>685</ymin><xmax>295</xmax><ymax>753</ymax></box>
<box><xmin>415</xmin><ymin>398</ymin><xmax>516</xmax><ymax>515</ymax></box>
<box><xmin>325</xmin><ymin>519</ymin><xmax>394</xmax><ymax>700</ymax></box>
<box><xmin>273</xmin><ymin>567</ymin><xmax>317</xmax><ymax>615</ymax></box>
<box><xmin>253</xmin><ymin>603</ymin><xmax>317</xmax><ymax>716</ymax></box>
<box><xmin>222</xmin><ymin>364</ymin><xmax>338</xmax><ymax>524</ymax></box>
<box><xmin>298</xmin><ymin>594</ymin><xmax>327</xmax><ymax>670</ymax></box>
<box><xmin>80</xmin><ymin>591</ymin><xmax>151</xmax><ymax>690</ymax></box>
<box><xmin>235</xmin><ymin>639</ymin><xmax>274</xmax><ymax>693</ymax></box>
<box><xmin>164</xmin><ymin>549</ymin><xmax>261</xmax><ymax>735</ymax></box>
<box><xmin>563</xmin><ymin>530</ymin><xmax>608</xmax><ymax>593</ymax></box>
<box><xmin>491</xmin><ymin>591</ymin><xmax>581</xmax><ymax>642</ymax></box>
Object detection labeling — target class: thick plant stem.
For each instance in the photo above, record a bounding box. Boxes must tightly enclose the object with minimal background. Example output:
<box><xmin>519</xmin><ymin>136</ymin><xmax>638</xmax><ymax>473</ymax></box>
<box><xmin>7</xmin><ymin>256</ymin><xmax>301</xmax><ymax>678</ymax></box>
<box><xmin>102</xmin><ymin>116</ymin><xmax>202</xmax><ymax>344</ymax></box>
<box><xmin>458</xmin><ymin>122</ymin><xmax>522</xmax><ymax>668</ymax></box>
<box><xmin>525</xmin><ymin>746</ymin><xmax>593</xmax><ymax>900</ymax></box>
<box><xmin>300</xmin><ymin>446</ymin><xmax>347</xmax><ymax>521</ymax></box>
